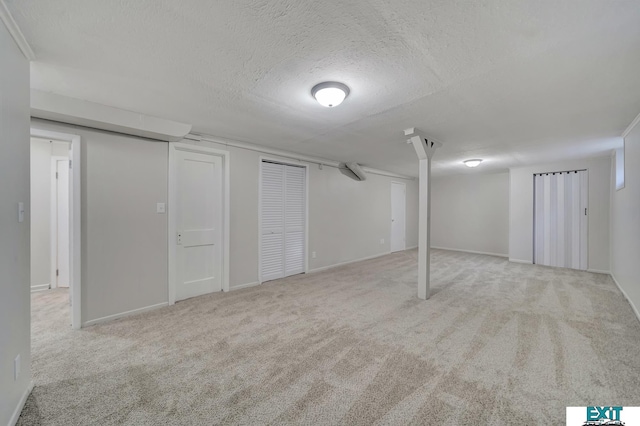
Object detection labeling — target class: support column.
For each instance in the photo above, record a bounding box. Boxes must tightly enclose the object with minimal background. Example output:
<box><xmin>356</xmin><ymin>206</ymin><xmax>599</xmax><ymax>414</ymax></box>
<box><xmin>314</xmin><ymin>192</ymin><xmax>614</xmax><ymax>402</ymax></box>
<box><xmin>404</xmin><ymin>128</ymin><xmax>440</xmax><ymax>300</ymax></box>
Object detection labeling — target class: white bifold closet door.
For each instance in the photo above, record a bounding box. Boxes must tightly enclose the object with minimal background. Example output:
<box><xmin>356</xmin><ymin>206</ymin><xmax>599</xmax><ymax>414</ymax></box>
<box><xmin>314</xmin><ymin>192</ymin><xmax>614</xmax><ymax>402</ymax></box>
<box><xmin>261</xmin><ymin>161</ymin><xmax>306</xmax><ymax>282</ymax></box>
<box><xmin>534</xmin><ymin>170</ymin><xmax>588</xmax><ymax>270</ymax></box>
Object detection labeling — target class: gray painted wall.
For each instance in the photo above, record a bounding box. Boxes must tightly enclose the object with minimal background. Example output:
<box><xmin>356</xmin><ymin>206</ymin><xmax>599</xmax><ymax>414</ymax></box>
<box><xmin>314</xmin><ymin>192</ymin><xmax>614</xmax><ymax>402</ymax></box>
<box><xmin>611</xmin><ymin>122</ymin><xmax>640</xmax><ymax>315</ymax></box>
<box><xmin>0</xmin><ymin>20</ymin><xmax>31</xmax><ymax>426</ymax></box>
<box><xmin>183</xmin><ymin>139</ymin><xmax>419</xmax><ymax>286</ymax></box>
<box><xmin>26</xmin><ymin>125</ymin><xmax>418</xmax><ymax>323</ymax></box>
<box><xmin>431</xmin><ymin>172</ymin><xmax>509</xmax><ymax>256</ymax></box>
<box><xmin>31</xmin><ymin>120</ymin><xmax>169</xmax><ymax>324</ymax></box>
<box><xmin>509</xmin><ymin>156</ymin><xmax>611</xmax><ymax>271</ymax></box>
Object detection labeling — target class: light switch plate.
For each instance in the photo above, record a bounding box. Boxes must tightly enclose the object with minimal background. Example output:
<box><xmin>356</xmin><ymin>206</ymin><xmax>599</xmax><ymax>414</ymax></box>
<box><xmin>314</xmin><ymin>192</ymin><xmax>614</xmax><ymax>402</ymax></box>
<box><xmin>156</xmin><ymin>203</ymin><xmax>166</xmax><ymax>214</ymax></box>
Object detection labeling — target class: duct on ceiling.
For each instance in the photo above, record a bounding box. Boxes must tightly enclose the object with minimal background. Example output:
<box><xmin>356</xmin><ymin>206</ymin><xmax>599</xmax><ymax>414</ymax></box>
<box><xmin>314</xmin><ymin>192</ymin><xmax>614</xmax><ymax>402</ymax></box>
<box><xmin>338</xmin><ymin>162</ymin><xmax>367</xmax><ymax>181</ymax></box>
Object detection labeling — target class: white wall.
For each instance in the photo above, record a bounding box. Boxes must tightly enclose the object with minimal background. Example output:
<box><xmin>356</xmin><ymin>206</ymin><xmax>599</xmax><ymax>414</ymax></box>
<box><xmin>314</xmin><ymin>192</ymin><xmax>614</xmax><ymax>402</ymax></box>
<box><xmin>611</xmin><ymin>119</ymin><xmax>640</xmax><ymax>316</ymax></box>
<box><xmin>509</xmin><ymin>156</ymin><xmax>611</xmax><ymax>271</ymax></box>
<box><xmin>30</xmin><ymin>138</ymin><xmax>70</xmax><ymax>290</ymax></box>
<box><xmin>431</xmin><ymin>172</ymin><xmax>509</xmax><ymax>256</ymax></box>
<box><xmin>31</xmin><ymin>120</ymin><xmax>169</xmax><ymax>325</ymax></box>
<box><xmin>181</xmin><ymin>139</ymin><xmax>418</xmax><ymax>287</ymax></box>
<box><xmin>0</xmin><ymin>19</ymin><xmax>32</xmax><ymax>426</ymax></box>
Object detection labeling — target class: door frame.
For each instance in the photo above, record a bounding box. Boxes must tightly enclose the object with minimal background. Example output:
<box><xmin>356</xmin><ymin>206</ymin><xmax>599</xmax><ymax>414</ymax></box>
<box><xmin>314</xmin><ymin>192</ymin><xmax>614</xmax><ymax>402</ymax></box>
<box><xmin>258</xmin><ymin>157</ymin><xmax>309</xmax><ymax>284</ymax></box>
<box><xmin>50</xmin><ymin>156</ymin><xmax>70</xmax><ymax>289</ymax></box>
<box><xmin>168</xmin><ymin>142</ymin><xmax>230</xmax><ymax>303</ymax></box>
<box><xmin>31</xmin><ymin>127</ymin><xmax>82</xmax><ymax>329</ymax></box>
<box><xmin>390</xmin><ymin>181</ymin><xmax>406</xmax><ymax>252</ymax></box>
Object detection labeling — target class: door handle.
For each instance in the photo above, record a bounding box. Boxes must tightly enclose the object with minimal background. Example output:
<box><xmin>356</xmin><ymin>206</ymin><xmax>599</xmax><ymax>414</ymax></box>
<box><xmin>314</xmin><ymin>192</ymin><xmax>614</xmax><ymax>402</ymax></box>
<box><xmin>177</xmin><ymin>233</ymin><xmax>182</xmax><ymax>245</ymax></box>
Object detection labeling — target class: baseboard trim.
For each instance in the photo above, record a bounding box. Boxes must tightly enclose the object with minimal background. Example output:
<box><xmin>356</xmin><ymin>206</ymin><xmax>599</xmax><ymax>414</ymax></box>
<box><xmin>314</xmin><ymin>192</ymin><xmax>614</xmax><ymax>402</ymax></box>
<box><xmin>9</xmin><ymin>380</ymin><xmax>33</xmax><ymax>426</ymax></box>
<box><xmin>610</xmin><ymin>272</ymin><xmax>640</xmax><ymax>324</ymax></box>
<box><xmin>82</xmin><ymin>302</ymin><xmax>169</xmax><ymax>327</ymax></box>
<box><xmin>229</xmin><ymin>281</ymin><xmax>260</xmax><ymax>291</ymax></box>
<box><xmin>509</xmin><ymin>258</ymin><xmax>533</xmax><ymax>265</ymax></box>
<box><xmin>309</xmin><ymin>252</ymin><xmax>391</xmax><ymax>274</ymax></box>
<box><xmin>30</xmin><ymin>284</ymin><xmax>49</xmax><ymax>292</ymax></box>
<box><xmin>587</xmin><ymin>269</ymin><xmax>611</xmax><ymax>274</ymax></box>
<box><xmin>432</xmin><ymin>246</ymin><xmax>508</xmax><ymax>258</ymax></box>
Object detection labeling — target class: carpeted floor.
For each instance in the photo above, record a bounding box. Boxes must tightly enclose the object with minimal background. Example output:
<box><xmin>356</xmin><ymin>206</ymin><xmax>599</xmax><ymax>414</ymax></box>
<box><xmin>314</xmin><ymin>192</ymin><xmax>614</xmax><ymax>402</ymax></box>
<box><xmin>19</xmin><ymin>249</ymin><xmax>640</xmax><ymax>425</ymax></box>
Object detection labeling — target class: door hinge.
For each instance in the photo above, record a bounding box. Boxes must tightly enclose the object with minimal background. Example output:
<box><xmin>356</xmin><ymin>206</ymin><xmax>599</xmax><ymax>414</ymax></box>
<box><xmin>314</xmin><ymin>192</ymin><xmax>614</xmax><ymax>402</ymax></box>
<box><xmin>56</xmin><ymin>172</ymin><xmax>58</xmax><ymax>179</ymax></box>
<box><xmin>585</xmin><ymin>208</ymin><xmax>587</xmax><ymax>216</ymax></box>
<box><xmin>56</xmin><ymin>269</ymin><xmax>59</xmax><ymax>277</ymax></box>
<box><xmin>69</xmin><ymin>160</ymin><xmax>72</xmax><ymax>169</ymax></box>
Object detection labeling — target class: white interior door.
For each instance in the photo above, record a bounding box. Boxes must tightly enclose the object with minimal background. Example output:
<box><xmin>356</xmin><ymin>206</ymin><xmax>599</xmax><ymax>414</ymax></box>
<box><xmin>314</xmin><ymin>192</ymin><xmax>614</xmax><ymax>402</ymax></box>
<box><xmin>534</xmin><ymin>170</ymin><xmax>588</xmax><ymax>270</ymax></box>
<box><xmin>390</xmin><ymin>182</ymin><xmax>406</xmax><ymax>253</ymax></box>
<box><xmin>260</xmin><ymin>161</ymin><xmax>306</xmax><ymax>282</ymax></box>
<box><xmin>56</xmin><ymin>159</ymin><xmax>70</xmax><ymax>288</ymax></box>
<box><xmin>175</xmin><ymin>149</ymin><xmax>222</xmax><ymax>301</ymax></box>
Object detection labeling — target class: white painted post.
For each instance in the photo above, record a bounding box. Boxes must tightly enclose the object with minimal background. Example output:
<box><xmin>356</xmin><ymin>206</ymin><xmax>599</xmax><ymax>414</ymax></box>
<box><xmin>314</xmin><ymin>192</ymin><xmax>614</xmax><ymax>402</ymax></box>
<box><xmin>404</xmin><ymin>128</ymin><xmax>440</xmax><ymax>300</ymax></box>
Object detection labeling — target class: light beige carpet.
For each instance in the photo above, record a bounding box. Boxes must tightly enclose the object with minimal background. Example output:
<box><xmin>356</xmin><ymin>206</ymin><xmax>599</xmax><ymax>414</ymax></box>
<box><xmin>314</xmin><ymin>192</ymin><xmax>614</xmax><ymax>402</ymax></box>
<box><xmin>19</xmin><ymin>249</ymin><xmax>640</xmax><ymax>425</ymax></box>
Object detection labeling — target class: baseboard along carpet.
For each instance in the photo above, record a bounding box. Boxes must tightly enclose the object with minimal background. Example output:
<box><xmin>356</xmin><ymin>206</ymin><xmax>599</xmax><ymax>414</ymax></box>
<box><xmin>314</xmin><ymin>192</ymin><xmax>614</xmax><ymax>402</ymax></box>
<box><xmin>20</xmin><ymin>249</ymin><xmax>640</xmax><ymax>425</ymax></box>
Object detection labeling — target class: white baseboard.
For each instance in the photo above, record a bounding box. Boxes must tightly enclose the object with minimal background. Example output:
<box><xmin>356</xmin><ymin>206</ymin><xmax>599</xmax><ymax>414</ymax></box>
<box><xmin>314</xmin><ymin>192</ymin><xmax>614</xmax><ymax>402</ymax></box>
<box><xmin>587</xmin><ymin>269</ymin><xmax>611</xmax><ymax>274</ymax></box>
<box><xmin>9</xmin><ymin>380</ymin><xmax>33</xmax><ymax>426</ymax></box>
<box><xmin>432</xmin><ymin>246</ymin><xmax>508</xmax><ymax>258</ymax></box>
<box><xmin>509</xmin><ymin>258</ymin><xmax>533</xmax><ymax>265</ymax></box>
<box><xmin>610</xmin><ymin>273</ymin><xmax>640</xmax><ymax>324</ymax></box>
<box><xmin>229</xmin><ymin>281</ymin><xmax>260</xmax><ymax>291</ymax></box>
<box><xmin>405</xmin><ymin>245</ymin><xmax>418</xmax><ymax>250</ymax></box>
<box><xmin>309</xmin><ymin>252</ymin><xmax>391</xmax><ymax>274</ymax></box>
<box><xmin>30</xmin><ymin>283</ymin><xmax>49</xmax><ymax>292</ymax></box>
<box><xmin>82</xmin><ymin>302</ymin><xmax>169</xmax><ymax>327</ymax></box>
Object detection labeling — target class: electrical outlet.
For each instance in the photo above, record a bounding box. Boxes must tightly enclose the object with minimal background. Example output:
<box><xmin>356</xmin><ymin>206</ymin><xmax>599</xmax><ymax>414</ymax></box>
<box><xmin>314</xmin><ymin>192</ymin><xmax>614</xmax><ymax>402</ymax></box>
<box><xmin>14</xmin><ymin>354</ymin><xmax>20</xmax><ymax>381</ymax></box>
<box><xmin>380</xmin><ymin>238</ymin><xmax>385</xmax><ymax>244</ymax></box>
<box><xmin>312</xmin><ymin>251</ymin><xmax>316</xmax><ymax>259</ymax></box>
<box><xmin>156</xmin><ymin>203</ymin><xmax>166</xmax><ymax>214</ymax></box>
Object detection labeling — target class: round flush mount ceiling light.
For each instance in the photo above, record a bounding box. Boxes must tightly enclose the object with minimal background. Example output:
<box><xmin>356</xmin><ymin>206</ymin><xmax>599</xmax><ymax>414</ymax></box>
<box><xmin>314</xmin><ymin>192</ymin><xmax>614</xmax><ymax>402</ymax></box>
<box><xmin>311</xmin><ymin>82</ymin><xmax>350</xmax><ymax>107</ymax></box>
<box><xmin>463</xmin><ymin>159</ymin><xmax>483</xmax><ymax>168</ymax></box>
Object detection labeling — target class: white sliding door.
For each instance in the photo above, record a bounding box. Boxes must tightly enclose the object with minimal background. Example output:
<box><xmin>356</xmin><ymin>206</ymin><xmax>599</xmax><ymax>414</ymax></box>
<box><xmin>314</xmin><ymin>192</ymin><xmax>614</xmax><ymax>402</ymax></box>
<box><xmin>534</xmin><ymin>170</ymin><xmax>588</xmax><ymax>270</ymax></box>
<box><xmin>260</xmin><ymin>161</ymin><xmax>306</xmax><ymax>282</ymax></box>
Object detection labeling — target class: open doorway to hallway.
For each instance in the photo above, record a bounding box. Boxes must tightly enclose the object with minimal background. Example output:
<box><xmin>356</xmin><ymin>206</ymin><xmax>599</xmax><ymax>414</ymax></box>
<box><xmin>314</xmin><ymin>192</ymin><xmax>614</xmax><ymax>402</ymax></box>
<box><xmin>30</xmin><ymin>136</ymin><xmax>72</xmax><ymax>324</ymax></box>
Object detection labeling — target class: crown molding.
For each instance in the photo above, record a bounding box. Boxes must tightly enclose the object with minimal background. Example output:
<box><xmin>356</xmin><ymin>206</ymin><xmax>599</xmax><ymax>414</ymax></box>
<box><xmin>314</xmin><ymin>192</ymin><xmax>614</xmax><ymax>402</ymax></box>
<box><xmin>0</xmin><ymin>0</ymin><xmax>35</xmax><ymax>60</ymax></box>
<box><xmin>622</xmin><ymin>110</ymin><xmax>640</xmax><ymax>138</ymax></box>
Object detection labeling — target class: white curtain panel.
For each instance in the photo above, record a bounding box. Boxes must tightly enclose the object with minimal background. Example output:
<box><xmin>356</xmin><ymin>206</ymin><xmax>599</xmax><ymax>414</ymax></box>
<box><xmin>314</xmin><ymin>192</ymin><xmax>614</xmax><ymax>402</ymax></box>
<box><xmin>534</xmin><ymin>170</ymin><xmax>588</xmax><ymax>270</ymax></box>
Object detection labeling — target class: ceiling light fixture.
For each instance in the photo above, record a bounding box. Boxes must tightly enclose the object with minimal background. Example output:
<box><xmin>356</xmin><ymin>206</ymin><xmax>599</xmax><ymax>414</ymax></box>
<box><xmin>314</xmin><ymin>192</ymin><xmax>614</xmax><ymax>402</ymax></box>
<box><xmin>464</xmin><ymin>159</ymin><xmax>483</xmax><ymax>168</ymax></box>
<box><xmin>311</xmin><ymin>82</ymin><xmax>350</xmax><ymax>107</ymax></box>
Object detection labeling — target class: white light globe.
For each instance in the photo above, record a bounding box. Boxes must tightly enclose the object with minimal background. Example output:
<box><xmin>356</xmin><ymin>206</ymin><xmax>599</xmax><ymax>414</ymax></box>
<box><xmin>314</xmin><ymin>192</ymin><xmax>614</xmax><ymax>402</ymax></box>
<box><xmin>464</xmin><ymin>159</ymin><xmax>482</xmax><ymax>168</ymax></box>
<box><xmin>314</xmin><ymin>87</ymin><xmax>346</xmax><ymax>107</ymax></box>
<box><xmin>311</xmin><ymin>82</ymin><xmax>350</xmax><ymax>107</ymax></box>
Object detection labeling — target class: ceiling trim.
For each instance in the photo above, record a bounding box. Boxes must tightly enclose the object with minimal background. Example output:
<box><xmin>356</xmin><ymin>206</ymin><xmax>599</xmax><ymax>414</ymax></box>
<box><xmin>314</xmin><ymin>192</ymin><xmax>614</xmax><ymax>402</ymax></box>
<box><xmin>622</xmin><ymin>110</ymin><xmax>640</xmax><ymax>138</ymax></box>
<box><xmin>0</xmin><ymin>0</ymin><xmax>35</xmax><ymax>61</ymax></box>
<box><xmin>187</xmin><ymin>133</ymin><xmax>415</xmax><ymax>180</ymax></box>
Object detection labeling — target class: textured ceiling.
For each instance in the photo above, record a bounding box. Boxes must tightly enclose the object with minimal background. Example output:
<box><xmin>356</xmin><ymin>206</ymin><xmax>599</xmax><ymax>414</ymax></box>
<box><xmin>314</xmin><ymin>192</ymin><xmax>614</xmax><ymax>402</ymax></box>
<box><xmin>7</xmin><ymin>0</ymin><xmax>640</xmax><ymax>176</ymax></box>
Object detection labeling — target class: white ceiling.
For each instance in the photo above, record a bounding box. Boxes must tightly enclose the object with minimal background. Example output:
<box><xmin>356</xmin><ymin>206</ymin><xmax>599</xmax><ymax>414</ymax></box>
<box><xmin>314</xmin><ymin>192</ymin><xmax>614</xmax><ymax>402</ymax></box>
<box><xmin>7</xmin><ymin>0</ymin><xmax>640</xmax><ymax>176</ymax></box>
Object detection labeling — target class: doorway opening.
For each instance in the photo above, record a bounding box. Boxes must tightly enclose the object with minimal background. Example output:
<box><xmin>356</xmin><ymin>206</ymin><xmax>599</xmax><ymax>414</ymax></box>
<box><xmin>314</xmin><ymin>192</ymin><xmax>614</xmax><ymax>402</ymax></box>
<box><xmin>30</xmin><ymin>128</ymin><xmax>82</xmax><ymax>329</ymax></box>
